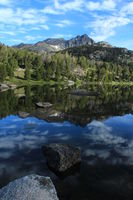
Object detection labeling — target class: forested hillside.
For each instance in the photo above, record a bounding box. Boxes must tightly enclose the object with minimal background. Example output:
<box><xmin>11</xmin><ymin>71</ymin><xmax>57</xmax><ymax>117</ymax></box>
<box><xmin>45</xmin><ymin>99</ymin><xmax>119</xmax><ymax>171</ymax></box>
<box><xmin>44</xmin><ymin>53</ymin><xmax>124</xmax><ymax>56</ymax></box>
<box><xmin>62</xmin><ymin>45</ymin><xmax>133</xmax><ymax>64</ymax></box>
<box><xmin>0</xmin><ymin>43</ymin><xmax>133</xmax><ymax>84</ymax></box>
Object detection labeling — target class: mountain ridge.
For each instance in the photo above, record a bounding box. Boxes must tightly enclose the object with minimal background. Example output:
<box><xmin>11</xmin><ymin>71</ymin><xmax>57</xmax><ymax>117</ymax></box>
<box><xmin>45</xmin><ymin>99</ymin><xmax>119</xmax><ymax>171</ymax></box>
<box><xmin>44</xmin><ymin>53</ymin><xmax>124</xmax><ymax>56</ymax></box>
<box><xmin>12</xmin><ymin>34</ymin><xmax>133</xmax><ymax>64</ymax></box>
<box><xmin>13</xmin><ymin>34</ymin><xmax>114</xmax><ymax>53</ymax></box>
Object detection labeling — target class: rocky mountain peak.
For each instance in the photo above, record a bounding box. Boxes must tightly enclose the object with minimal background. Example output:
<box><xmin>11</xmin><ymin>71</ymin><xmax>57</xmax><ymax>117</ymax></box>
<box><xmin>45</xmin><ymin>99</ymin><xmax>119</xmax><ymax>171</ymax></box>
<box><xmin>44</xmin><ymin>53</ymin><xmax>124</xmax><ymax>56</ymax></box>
<box><xmin>13</xmin><ymin>34</ymin><xmax>113</xmax><ymax>53</ymax></box>
<box><xmin>44</xmin><ymin>38</ymin><xmax>66</xmax><ymax>45</ymax></box>
<box><xmin>66</xmin><ymin>34</ymin><xmax>94</xmax><ymax>48</ymax></box>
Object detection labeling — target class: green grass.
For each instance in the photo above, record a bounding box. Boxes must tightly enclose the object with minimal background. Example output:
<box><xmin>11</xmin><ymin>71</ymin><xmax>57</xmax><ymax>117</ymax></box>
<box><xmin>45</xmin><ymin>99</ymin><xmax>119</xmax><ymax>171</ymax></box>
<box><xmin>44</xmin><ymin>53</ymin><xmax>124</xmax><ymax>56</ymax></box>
<box><xmin>5</xmin><ymin>77</ymin><xmax>68</xmax><ymax>86</ymax></box>
<box><xmin>5</xmin><ymin>67</ymin><xmax>133</xmax><ymax>87</ymax></box>
<box><xmin>85</xmin><ymin>81</ymin><xmax>133</xmax><ymax>86</ymax></box>
<box><xmin>111</xmin><ymin>81</ymin><xmax>133</xmax><ymax>86</ymax></box>
<box><xmin>4</xmin><ymin>74</ymin><xmax>133</xmax><ymax>87</ymax></box>
<box><xmin>5</xmin><ymin>68</ymin><xmax>69</xmax><ymax>86</ymax></box>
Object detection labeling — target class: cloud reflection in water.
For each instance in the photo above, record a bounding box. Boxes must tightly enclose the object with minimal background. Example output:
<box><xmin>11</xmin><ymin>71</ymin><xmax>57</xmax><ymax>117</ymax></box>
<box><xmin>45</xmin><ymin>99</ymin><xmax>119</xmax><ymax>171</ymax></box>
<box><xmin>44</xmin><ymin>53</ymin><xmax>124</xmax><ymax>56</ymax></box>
<box><xmin>0</xmin><ymin>114</ymin><xmax>133</xmax><ymax>185</ymax></box>
<box><xmin>83</xmin><ymin>116</ymin><xmax>133</xmax><ymax>165</ymax></box>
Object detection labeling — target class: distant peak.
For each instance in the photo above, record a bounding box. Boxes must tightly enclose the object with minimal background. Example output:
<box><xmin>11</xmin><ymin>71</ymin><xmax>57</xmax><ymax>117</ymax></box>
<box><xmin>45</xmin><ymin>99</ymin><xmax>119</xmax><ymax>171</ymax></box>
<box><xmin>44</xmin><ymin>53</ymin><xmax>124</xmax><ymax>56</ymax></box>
<box><xmin>45</xmin><ymin>38</ymin><xmax>65</xmax><ymax>41</ymax></box>
<box><xmin>81</xmin><ymin>34</ymin><xmax>89</xmax><ymax>37</ymax></box>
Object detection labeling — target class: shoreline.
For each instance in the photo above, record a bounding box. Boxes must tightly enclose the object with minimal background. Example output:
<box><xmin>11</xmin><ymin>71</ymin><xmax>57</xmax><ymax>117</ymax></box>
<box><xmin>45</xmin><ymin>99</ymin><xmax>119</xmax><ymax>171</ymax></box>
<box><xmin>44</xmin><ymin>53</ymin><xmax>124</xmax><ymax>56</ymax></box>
<box><xmin>3</xmin><ymin>78</ymin><xmax>133</xmax><ymax>87</ymax></box>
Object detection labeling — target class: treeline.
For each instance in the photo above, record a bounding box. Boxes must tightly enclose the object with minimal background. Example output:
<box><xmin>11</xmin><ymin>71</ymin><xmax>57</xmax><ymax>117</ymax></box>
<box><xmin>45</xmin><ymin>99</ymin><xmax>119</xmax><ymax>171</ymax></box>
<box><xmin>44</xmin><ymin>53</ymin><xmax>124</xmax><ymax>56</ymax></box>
<box><xmin>85</xmin><ymin>62</ymin><xmax>133</xmax><ymax>82</ymax></box>
<box><xmin>42</xmin><ymin>52</ymin><xmax>133</xmax><ymax>82</ymax></box>
<box><xmin>0</xmin><ymin>44</ymin><xmax>133</xmax><ymax>83</ymax></box>
<box><xmin>0</xmin><ymin>44</ymin><xmax>41</xmax><ymax>81</ymax></box>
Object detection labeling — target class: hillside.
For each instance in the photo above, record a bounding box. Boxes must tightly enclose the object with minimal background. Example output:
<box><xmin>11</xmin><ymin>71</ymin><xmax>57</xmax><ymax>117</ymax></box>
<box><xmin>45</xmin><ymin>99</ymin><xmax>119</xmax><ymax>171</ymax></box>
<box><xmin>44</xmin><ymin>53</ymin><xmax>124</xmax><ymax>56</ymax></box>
<box><xmin>62</xmin><ymin>45</ymin><xmax>133</xmax><ymax>65</ymax></box>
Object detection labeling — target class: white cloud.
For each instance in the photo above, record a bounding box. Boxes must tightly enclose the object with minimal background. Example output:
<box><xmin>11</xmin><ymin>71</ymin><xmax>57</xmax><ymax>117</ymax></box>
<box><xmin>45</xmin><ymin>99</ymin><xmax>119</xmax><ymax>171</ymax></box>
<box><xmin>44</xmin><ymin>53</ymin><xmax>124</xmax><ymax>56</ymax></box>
<box><xmin>42</xmin><ymin>6</ymin><xmax>62</xmax><ymax>15</ymax></box>
<box><xmin>86</xmin><ymin>2</ymin><xmax>100</xmax><ymax>11</ymax></box>
<box><xmin>25</xmin><ymin>35</ymin><xmax>36</xmax><ymax>41</ymax></box>
<box><xmin>11</xmin><ymin>39</ymin><xmax>25</xmax><ymax>44</ymax></box>
<box><xmin>0</xmin><ymin>0</ymin><xmax>133</xmax><ymax>46</ymax></box>
<box><xmin>0</xmin><ymin>31</ymin><xmax>15</xmax><ymax>36</ymax></box>
<box><xmin>0</xmin><ymin>8</ymin><xmax>47</xmax><ymax>26</ymax></box>
<box><xmin>87</xmin><ymin>14</ymin><xmax>130</xmax><ymax>41</ymax></box>
<box><xmin>0</xmin><ymin>6</ymin><xmax>49</xmax><ymax>40</ymax></box>
<box><xmin>121</xmin><ymin>2</ymin><xmax>133</xmax><ymax>15</ymax></box>
<box><xmin>54</xmin><ymin>0</ymin><xmax>84</xmax><ymax>12</ymax></box>
<box><xmin>102</xmin><ymin>0</ymin><xmax>116</xmax><ymax>10</ymax></box>
<box><xmin>87</xmin><ymin>0</ymin><xmax>116</xmax><ymax>11</ymax></box>
<box><xmin>0</xmin><ymin>0</ymin><xmax>11</xmax><ymax>5</ymax></box>
<box><xmin>40</xmin><ymin>24</ymin><xmax>49</xmax><ymax>30</ymax></box>
<box><xmin>25</xmin><ymin>35</ymin><xmax>43</xmax><ymax>41</ymax></box>
<box><xmin>85</xmin><ymin>0</ymin><xmax>133</xmax><ymax>42</ymax></box>
<box><xmin>30</xmin><ymin>26</ymin><xmax>41</xmax><ymax>30</ymax></box>
<box><xmin>56</xmin><ymin>20</ymin><xmax>73</xmax><ymax>28</ymax></box>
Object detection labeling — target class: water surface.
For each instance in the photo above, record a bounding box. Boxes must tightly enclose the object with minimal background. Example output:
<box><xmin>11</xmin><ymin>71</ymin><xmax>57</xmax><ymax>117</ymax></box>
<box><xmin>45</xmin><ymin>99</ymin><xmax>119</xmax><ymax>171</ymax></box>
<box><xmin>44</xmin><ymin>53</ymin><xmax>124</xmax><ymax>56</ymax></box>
<box><xmin>0</xmin><ymin>85</ymin><xmax>133</xmax><ymax>200</ymax></box>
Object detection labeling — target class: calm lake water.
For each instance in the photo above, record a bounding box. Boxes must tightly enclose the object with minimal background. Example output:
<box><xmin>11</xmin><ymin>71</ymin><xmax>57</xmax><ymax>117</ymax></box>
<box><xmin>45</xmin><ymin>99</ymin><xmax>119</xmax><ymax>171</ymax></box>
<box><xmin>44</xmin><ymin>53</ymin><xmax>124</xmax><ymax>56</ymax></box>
<box><xmin>0</xmin><ymin>85</ymin><xmax>133</xmax><ymax>200</ymax></box>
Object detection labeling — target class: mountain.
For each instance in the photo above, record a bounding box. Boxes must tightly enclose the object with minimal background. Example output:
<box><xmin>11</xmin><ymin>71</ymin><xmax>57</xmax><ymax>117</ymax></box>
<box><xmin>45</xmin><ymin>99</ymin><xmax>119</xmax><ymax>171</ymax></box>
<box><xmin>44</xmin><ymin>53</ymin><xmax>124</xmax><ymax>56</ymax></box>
<box><xmin>14</xmin><ymin>34</ymin><xmax>95</xmax><ymax>53</ymax></box>
<box><xmin>43</xmin><ymin>38</ymin><xmax>66</xmax><ymax>47</ymax></box>
<box><xmin>66</xmin><ymin>34</ymin><xmax>94</xmax><ymax>48</ymax></box>
<box><xmin>13</xmin><ymin>34</ymin><xmax>133</xmax><ymax>64</ymax></box>
<box><xmin>14</xmin><ymin>43</ymin><xmax>33</xmax><ymax>49</ymax></box>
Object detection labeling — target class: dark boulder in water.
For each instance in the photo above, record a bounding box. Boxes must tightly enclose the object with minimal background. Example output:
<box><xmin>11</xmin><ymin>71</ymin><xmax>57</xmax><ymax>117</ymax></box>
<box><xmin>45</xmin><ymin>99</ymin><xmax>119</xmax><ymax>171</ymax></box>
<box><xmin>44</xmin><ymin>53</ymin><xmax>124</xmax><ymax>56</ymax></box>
<box><xmin>42</xmin><ymin>143</ymin><xmax>81</xmax><ymax>172</ymax></box>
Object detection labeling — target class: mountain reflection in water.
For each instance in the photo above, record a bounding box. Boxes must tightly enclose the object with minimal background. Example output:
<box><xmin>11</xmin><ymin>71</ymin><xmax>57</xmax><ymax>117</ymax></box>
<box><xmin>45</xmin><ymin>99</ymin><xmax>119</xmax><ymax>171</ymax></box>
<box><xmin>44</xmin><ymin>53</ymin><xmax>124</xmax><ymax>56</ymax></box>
<box><xmin>0</xmin><ymin>85</ymin><xmax>133</xmax><ymax>200</ymax></box>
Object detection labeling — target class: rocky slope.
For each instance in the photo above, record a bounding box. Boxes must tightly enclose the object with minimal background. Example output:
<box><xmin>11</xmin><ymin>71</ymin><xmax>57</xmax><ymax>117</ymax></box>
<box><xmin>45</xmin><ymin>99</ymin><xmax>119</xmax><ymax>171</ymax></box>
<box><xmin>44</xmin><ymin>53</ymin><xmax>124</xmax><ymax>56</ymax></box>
<box><xmin>14</xmin><ymin>34</ymin><xmax>95</xmax><ymax>53</ymax></box>
<box><xmin>62</xmin><ymin>45</ymin><xmax>133</xmax><ymax>63</ymax></box>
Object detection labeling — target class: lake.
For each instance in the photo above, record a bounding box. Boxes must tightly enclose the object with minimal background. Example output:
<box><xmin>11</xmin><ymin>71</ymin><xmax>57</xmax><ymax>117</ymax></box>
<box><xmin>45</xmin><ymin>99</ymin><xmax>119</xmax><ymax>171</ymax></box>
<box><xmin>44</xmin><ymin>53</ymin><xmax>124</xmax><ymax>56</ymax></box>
<box><xmin>0</xmin><ymin>84</ymin><xmax>133</xmax><ymax>200</ymax></box>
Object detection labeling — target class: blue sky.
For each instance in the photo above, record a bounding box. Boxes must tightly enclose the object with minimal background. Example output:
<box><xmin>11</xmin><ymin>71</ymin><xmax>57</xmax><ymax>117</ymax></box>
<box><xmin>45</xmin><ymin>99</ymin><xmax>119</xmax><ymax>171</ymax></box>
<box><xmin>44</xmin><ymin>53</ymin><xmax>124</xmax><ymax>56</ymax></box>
<box><xmin>0</xmin><ymin>0</ymin><xmax>133</xmax><ymax>49</ymax></box>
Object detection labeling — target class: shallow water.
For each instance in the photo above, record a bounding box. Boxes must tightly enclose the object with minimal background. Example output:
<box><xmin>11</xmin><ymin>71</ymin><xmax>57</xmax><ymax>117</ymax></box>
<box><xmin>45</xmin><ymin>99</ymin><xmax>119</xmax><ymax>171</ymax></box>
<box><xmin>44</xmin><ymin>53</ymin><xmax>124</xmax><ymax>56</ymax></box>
<box><xmin>0</xmin><ymin>85</ymin><xmax>133</xmax><ymax>200</ymax></box>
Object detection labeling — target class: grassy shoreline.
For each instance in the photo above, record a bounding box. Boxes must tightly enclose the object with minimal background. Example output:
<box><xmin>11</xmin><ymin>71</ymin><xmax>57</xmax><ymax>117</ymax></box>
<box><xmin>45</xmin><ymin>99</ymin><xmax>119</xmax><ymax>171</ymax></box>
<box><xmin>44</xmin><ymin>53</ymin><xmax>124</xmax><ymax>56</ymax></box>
<box><xmin>86</xmin><ymin>81</ymin><xmax>133</xmax><ymax>86</ymax></box>
<box><xmin>4</xmin><ymin>77</ymin><xmax>133</xmax><ymax>87</ymax></box>
<box><xmin>5</xmin><ymin>78</ymin><xmax>67</xmax><ymax>86</ymax></box>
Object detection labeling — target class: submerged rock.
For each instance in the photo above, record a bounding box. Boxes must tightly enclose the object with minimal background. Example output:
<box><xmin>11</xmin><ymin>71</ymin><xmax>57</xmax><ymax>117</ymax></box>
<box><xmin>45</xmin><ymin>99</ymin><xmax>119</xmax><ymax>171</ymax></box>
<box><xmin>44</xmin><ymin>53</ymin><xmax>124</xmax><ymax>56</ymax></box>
<box><xmin>0</xmin><ymin>174</ymin><xmax>59</xmax><ymax>200</ymax></box>
<box><xmin>36</xmin><ymin>102</ymin><xmax>53</xmax><ymax>108</ymax></box>
<box><xmin>18</xmin><ymin>111</ymin><xmax>30</xmax><ymax>118</ymax></box>
<box><xmin>68</xmin><ymin>80</ymin><xmax>75</xmax><ymax>86</ymax></box>
<box><xmin>0</xmin><ymin>84</ymin><xmax>17</xmax><ymax>92</ymax></box>
<box><xmin>42</xmin><ymin>143</ymin><xmax>81</xmax><ymax>172</ymax></box>
<box><xmin>0</xmin><ymin>84</ymin><xmax>9</xmax><ymax>91</ymax></box>
<box><xmin>10</xmin><ymin>84</ymin><xmax>17</xmax><ymax>89</ymax></box>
